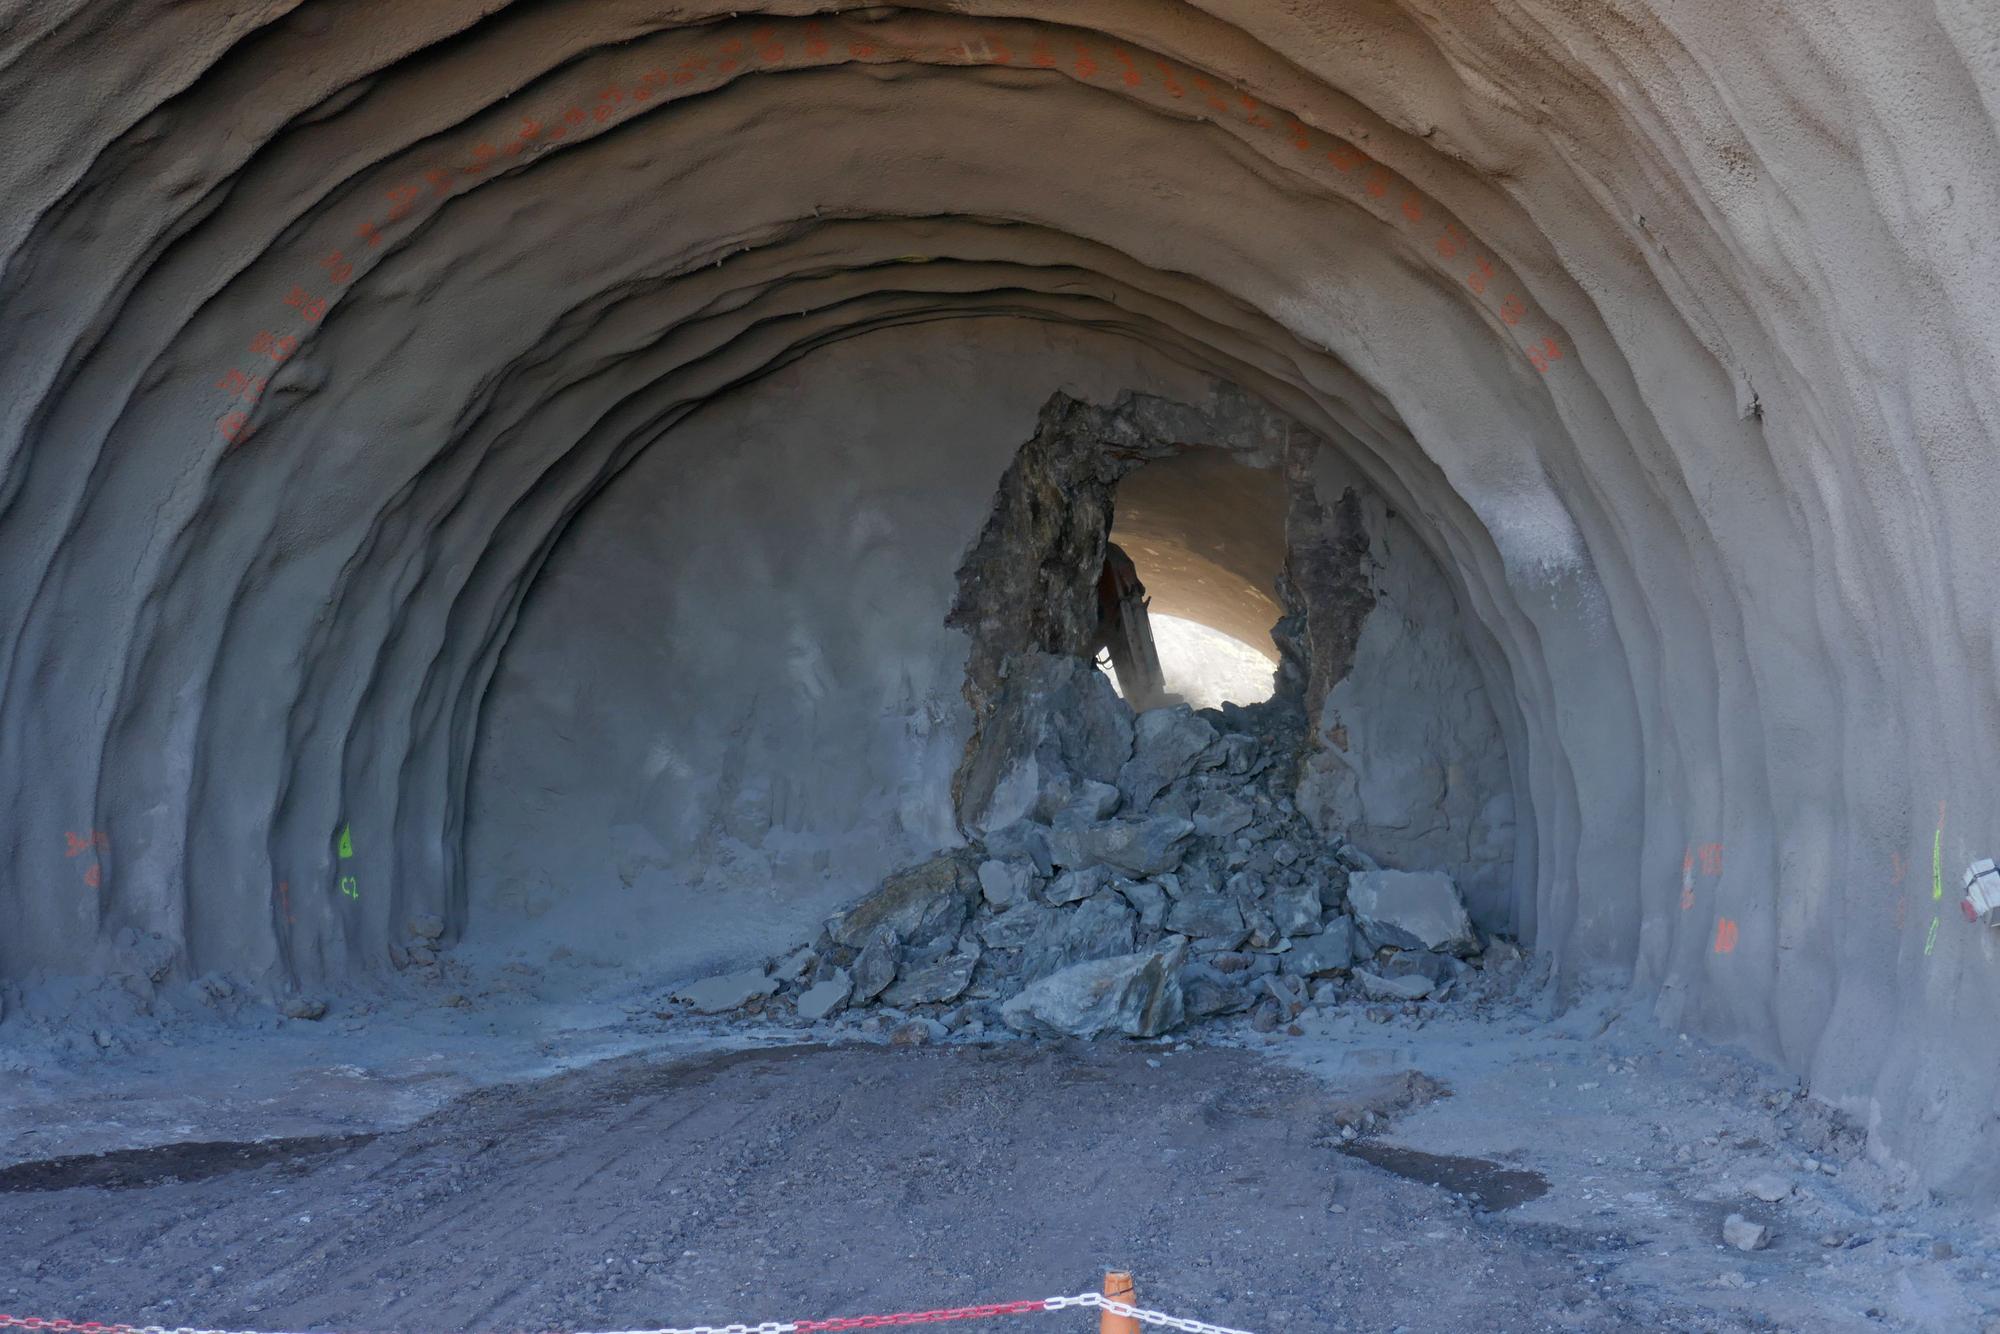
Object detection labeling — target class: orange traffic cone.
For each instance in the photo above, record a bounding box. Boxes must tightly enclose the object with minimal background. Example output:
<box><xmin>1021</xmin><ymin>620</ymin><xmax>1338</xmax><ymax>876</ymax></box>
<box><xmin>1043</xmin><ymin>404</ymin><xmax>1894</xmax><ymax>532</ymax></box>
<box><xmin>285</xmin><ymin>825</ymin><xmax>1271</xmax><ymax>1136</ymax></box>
<box><xmin>1100</xmin><ymin>1271</ymin><xmax>1139</xmax><ymax>1334</ymax></box>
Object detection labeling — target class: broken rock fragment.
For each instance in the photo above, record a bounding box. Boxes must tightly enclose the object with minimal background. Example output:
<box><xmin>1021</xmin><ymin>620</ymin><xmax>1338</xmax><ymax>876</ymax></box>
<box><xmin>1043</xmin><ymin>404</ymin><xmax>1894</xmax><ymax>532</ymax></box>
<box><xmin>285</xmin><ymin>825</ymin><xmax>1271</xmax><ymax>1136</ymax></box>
<box><xmin>977</xmin><ymin>859</ymin><xmax>1032</xmax><ymax>909</ymax></box>
<box><xmin>1165</xmin><ymin>893</ymin><xmax>1246</xmax><ymax>947</ymax></box>
<box><xmin>850</xmin><ymin>931</ymin><xmax>901</xmax><ymax>1003</ymax></box>
<box><xmin>1347</xmin><ymin>869</ymin><xmax>1479</xmax><ymax>956</ymax></box>
<box><xmin>1352</xmin><ymin>967</ymin><xmax>1433</xmax><ymax>1002</ymax></box>
<box><xmin>1046</xmin><ymin>815</ymin><xmax>1194</xmax><ymax>876</ymax></box>
<box><xmin>796</xmin><ymin>969</ymin><xmax>852</xmax><ymax>1021</ymax></box>
<box><xmin>1117</xmin><ymin>706</ymin><xmax>1220</xmax><ymax>811</ymax></box>
<box><xmin>1283</xmin><ymin>921</ymin><xmax>1356</xmax><ymax>977</ymax></box>
<box><xmin>825</xmin><ymin>854</ymin><xmax>976</xmax><ymax>950</ymax></box>
<box><xmin>882</xmin><ymin>949</ymin><xmax>982</xmax><ymax>1007</ymax></box>
<box><xmin>1000</xmin><ymin>948</ymin><xmax>1186</xmax><ymax>1039</ymax></box>
<box><xmin>1722</xmin><ymin>1214</ymin><xmax>1771</xmax><ymax>1251</ymax></box>
<box><xmin>672</xmin><ymin>968</ymin><xmax>778</xmax><ymax>1014</ymax></box>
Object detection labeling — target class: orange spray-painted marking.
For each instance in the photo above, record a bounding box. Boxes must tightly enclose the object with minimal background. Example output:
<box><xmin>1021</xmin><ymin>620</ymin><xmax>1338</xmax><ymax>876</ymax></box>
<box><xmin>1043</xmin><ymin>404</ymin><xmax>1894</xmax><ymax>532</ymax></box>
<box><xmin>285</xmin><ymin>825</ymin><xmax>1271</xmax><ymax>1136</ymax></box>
<box><xmin>1713</xmin><ymin>917</ymin><xmax>1739</xmax><ymax>954</ymax></box>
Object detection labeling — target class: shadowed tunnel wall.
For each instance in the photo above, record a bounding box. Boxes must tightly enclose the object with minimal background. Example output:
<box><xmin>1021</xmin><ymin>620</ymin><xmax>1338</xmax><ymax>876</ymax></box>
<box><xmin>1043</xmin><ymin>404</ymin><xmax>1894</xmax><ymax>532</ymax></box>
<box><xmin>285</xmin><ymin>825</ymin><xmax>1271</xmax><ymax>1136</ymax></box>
<box><xmin>0</xmin><ymin>2</ymin><xmax>1997</xmax><ymax>1194</ymax></box>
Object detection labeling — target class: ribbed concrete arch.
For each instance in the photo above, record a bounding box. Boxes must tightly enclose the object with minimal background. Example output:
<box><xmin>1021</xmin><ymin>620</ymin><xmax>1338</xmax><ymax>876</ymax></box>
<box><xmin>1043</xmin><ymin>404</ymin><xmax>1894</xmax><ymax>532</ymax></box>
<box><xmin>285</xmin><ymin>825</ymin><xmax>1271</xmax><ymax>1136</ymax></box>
<box><xmin>1</xmin><ymin>2</ymin><xmax>1996</xmax><ymax>1195</ymax></box>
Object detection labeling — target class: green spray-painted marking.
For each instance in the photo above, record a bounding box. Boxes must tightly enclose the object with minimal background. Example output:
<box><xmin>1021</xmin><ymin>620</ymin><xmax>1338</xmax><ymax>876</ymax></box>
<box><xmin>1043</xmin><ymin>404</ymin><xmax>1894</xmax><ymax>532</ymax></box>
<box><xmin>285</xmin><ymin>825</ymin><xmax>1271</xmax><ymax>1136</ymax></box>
<box><xmin>1925</xmin><ymin>915</ymin><xmax>1940</xmax><ymax>956</ymax></box>
<box><xmin>1933</xmin><ymin>827</ymin><xmax>1944</xmax><ymax>901</ymax></box>
<box><xmin>338</xmin><ymin>824</ymin><xmax>354</xmax><ymax>859</ymax></box>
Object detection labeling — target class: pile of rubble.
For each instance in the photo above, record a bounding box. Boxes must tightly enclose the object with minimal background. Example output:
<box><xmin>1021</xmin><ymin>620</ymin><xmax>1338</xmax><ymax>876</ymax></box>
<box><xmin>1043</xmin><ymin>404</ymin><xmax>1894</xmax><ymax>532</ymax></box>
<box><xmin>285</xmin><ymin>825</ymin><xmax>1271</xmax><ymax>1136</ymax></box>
<box><xmin>672</xmin><ymin>672</ymin><xmax>1518</xmax><ymax>1041</ymax></box>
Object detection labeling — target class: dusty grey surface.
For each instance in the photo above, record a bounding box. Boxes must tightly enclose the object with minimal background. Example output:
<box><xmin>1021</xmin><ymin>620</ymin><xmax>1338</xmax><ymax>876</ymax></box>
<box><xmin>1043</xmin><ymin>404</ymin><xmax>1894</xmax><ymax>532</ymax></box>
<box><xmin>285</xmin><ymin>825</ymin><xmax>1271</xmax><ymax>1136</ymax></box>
<box><xmin>0</xmin><ymin>0</ymin><xmax>1997</xmax><ymax>1201</ymax></box>
<box><xmin>5</xmin><ymin>982</ymin><xmax>1999</xmax><ymax>1334</ymax></box>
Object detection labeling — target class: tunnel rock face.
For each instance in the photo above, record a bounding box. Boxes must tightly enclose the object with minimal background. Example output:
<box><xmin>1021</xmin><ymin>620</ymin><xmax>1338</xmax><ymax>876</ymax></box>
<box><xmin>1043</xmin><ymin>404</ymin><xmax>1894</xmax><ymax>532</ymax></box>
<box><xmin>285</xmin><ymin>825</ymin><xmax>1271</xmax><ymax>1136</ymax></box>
<box><xmin>2</xmin><ymin>2</ymin><xmax>1999</xmax><ymax>1194</ymax></box>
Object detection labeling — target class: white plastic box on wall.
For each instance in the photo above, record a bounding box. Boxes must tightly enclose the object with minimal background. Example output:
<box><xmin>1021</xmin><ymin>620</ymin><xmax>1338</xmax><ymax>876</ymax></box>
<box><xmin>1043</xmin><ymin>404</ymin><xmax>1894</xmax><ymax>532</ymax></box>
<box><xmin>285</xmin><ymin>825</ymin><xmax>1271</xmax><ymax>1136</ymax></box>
<box><xmin>1961</xmin><ymin>859</ymin><xmax>2000</xmax><ymax>925</ymax></box>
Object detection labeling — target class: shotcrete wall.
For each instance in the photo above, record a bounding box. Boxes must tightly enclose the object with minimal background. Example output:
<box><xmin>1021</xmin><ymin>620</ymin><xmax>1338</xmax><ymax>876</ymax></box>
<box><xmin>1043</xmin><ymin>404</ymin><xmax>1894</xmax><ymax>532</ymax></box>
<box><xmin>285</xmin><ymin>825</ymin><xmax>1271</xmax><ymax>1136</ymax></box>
<box><xmin>1</xmin><ymin>2</ymin><xmax>1997</xmax><ymax>1195</ymax></box>
<box><xmin>1292</xmin><ymin>448</ymin><xmax>1519</xmax><ymax>929</ymax></box>
<box><xmin>466</xmin><ymin>320</ymin><xmax>1227</xmax><ymax>977</ymax></box>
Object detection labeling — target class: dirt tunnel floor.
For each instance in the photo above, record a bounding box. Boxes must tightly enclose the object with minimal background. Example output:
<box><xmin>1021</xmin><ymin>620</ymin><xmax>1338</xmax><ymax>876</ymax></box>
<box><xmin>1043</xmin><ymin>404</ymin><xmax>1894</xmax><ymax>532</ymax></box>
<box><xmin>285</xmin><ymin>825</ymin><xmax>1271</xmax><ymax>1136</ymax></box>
<box><xmin>4</xmin><ymin>991</ymin><xmax>1999</xmax><ymax>1334</ymax></box>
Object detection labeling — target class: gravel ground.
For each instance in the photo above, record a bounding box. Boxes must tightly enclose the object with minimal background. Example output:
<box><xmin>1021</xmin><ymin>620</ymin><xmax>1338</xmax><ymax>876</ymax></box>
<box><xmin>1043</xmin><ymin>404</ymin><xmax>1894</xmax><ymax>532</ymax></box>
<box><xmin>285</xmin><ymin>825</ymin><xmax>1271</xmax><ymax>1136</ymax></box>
<box><xmin>5</xmin><ymin>1040</ymin><xmax>1682</xmax><ymax>1334</ymax></box>
<box><xmin>4</xmin><ymin>970</ymin><xmax>1999</xmax><ymax>1334</ymax></box>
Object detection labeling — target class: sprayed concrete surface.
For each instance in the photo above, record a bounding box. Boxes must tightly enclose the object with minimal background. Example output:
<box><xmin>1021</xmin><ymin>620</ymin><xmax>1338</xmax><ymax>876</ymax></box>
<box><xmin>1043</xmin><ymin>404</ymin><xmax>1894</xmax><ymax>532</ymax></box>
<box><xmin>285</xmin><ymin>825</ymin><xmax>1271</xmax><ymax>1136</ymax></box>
<box><xmin>2</xmin><ymin>0</ymin><xmax>2000</xmax><ymax>1234</ymax></box>
<box><xmin>4</xmin><ymin>979</ymin><xmax>1999</xmax><ymax>1333</ymax></box>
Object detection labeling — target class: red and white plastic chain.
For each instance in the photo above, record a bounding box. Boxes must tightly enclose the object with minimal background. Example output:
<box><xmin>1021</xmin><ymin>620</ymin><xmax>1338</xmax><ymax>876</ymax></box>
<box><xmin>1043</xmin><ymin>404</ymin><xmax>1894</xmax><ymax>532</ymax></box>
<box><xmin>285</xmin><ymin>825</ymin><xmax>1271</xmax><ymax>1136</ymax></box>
<box><xmin>0</xmin><ymin>1293</ymin><xmax>1258</xmax><ymax>1334</ymax></box>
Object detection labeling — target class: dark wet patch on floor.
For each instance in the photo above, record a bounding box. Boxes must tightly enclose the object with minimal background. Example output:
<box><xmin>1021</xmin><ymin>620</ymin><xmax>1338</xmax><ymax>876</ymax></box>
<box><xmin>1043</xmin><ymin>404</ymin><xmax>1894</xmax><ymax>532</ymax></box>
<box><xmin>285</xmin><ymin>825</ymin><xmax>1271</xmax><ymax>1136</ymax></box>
<box><xmin>0</xmin><ymin>1133</ymin><xmax>376</xmax><ymax>1192</ymax></box>
<box><xmin>1340</xmin><ymin>1139</ymin><xmax>1550</xmax><ymax>1211</ymax></box>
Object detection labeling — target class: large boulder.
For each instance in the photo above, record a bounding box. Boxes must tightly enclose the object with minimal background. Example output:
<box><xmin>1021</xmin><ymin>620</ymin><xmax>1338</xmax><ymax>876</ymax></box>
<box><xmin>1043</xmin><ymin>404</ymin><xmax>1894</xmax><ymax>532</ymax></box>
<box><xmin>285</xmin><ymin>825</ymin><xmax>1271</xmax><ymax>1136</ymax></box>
<box><xmin>1000</xmin><ymin>948</ymin><xmax>1186</xmax><ymax>1039</ymax></box>
<box><xmin>1346</xmin><ymin>869</ymin><xmax>1479</xmax><ymax>956</ymax></box>
<box><xmin>826</xmin><ymin>854</ymin><xmax>977</xmax><ymax>950</ymax></box>
<box><xmin>1118</xmin><ymin>706</ymin><xmax>1220</xmax><ymax>812</ymax></box>
<box><xmin>959</xmin><ymin>652</ymin><xmax>1134</xmax><ymax>832</ymax></box>
<box><xmin>1047</xmin><ymin>816</ymin><xmax>1195</xmax><ymax>876</ymax></box>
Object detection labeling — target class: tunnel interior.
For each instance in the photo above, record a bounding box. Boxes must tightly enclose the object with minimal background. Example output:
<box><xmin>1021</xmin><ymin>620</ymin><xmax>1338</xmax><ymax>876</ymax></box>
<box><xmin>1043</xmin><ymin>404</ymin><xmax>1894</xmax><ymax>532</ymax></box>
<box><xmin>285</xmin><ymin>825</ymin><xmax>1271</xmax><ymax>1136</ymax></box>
<box><xmin>2</xmin><ymin>1</ymin><xmax>1998</xmax><ymax>1201</ymax></box>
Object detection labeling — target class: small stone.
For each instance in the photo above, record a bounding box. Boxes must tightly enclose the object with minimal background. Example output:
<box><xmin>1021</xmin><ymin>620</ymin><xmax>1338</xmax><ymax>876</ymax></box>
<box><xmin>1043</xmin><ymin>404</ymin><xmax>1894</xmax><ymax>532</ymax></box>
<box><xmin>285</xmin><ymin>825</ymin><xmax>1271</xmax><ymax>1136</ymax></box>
<box><xmin>1193</xmin><ymin>791</ymin><xmax>1254</xmax><ymax>840</ymax></box>
<box><xmin>888</xmin><ymin>1018</ymin><xmax>939</xmax><ymax>1046</ymax></box>
<box><xmin>1044</xmin><ymin>865</ymin><xmax>1111</xmax><ymax>906</ymax></box>
<box><xmin>1218</xmin><ymin>733</ymin><xmax>1261</xmax><ymax>775</ymax></box>
<box><xmin>1058</xmin><ymin>780</ymin><xmax>1123</xmax><ymax>823</ymax></box>
<box><xmin>408</xmin><ymin>914</ymin><xmax>446</xmax><ymax>941</ymax></box>
<box><xmin>1722</xmin><ymin>1214</ymin><xmax>1770</xmax><ymax>1251</ymax></box>
<box><xmin>1744</xmin><ymin>1173</ymin><xmax>1792</xmax><ymax>1203</ymax></box>
<box><xmin>796</xmin><ymin>969</ymin><xmax>853</xmax><ymax>1021</ymax></box>
<box><xmin>1931</xmin><ymin>1240</ymin><xmax>1955</xmax><ymax>1261</ymax></box>
<box><xmin>1271</xmin><ymin>840</ymin><xmax>1300</xmax><ymax>867</ymax></box>
<box><xmin>281</xmin><ymin>997</ymin><xmax>328</xmax><ymax>1021</ymax></box>
<box><xmin>1243</xmin><ymin>908</ymin><xmax>1281</xmax><ymax>950</ymax></box>
<box><xmin>983</xmin><ymin>820</ymin><xmax>1055</xmax><ymax>876</ymax></box>
<box><xmin>1262</xmin><ymin>974</ymin><xmax>1306</xmax><ymax>1016</ymax></box>
<box><xmin>1818</xmin><ymin>1232</ymin><xmax>1848</xmax><ymax>1248</ymax></box>
<box><xmin>1249</xmin><ymin>1000</ymin><xmax>1282</xmax><ymax>1033</ymax></box>
<box><xmin>443</xmin><ymin>993</ymin><xmax>470</xmax><ymax>1009</ymax></box>
<box><xmin>977</xmin><ymin>859</ymin><xmax>1032</xmax><ymax>909</ymax></box>
<box><xmin>770</xmin><ymin>946</ymin><xmax>817</xmax><ymax>985</ymax></box>
<box><xmin>1284</xmin><ymin>923</ymin><xmax>1356</xmax><ymax>977</ymax></box>
<box><xmin>1180</xmin><ymin>967</ymin><xmax>1256</xmax><ymax>1018</ymax></box>
<box><xmin>1353</xmin><ymin>968</ymin><xmax>1432</xmax><ymax>1002</ymax></box>
<box><xmin>670</xmin><ymin>969</ymin><xmax>777</xmax><ymax>1014</ymax></box>
<box><xmin>1115</xmin><ymin>878</ymin><xmax>1169</xmax><ymax>931</ymax></box>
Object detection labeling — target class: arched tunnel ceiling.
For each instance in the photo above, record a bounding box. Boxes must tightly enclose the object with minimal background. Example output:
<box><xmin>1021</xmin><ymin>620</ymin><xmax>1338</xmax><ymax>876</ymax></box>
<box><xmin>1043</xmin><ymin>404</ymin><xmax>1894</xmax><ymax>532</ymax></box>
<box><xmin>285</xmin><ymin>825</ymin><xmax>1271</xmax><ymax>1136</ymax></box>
<box><xmin>1</xmin><ymin>3</ymin><xmax>1998</xmax><ymax>1194</ymax></box>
